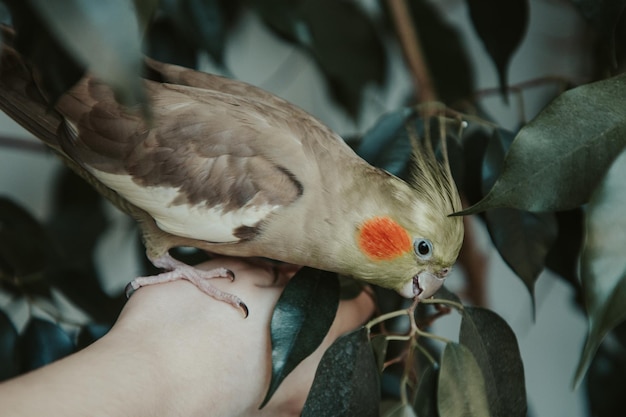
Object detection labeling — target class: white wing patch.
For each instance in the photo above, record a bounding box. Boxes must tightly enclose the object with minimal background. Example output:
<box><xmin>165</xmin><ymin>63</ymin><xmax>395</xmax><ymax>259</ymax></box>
<box><xmin>90</xmin><ymin>169</ymin><xmax>278</xmax><ymax>242</ymax></box>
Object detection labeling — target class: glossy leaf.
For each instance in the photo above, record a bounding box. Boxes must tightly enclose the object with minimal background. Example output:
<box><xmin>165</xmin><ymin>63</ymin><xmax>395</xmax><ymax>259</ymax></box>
<box><xmin>76</xmin><ymin>323</ymin><xmax>111</xmax><ymax>350</ymax></box>
<box><xmin>459</xmin><ymin>73</ymin><xmax>626</xmax><ymax>214</ymax></box>
<box><xmin>5</xmin><ymin>0</ymin><xmax>85</xmax><ymax>102</ymax></box>
<box><xmin>574</xmin><ymin>149</ymin><xmax>626</xmax><ymax>386</ymax></box>
<box><xmin>545</xmin><ymin>209</ymin><xmax>584</xmax><ymax>296</ymax></box>
<box><xmin>571</xmin><ymin>0</ymin><xmax>626</xmax><ymax>67</ymax></box>
<box><xmin>19</xmin><ymin>318</ymin><xmax>75</xmax><ymax>372</ymax></box>
<box><xmin>461</xmin><ymin>127</ymin><xmax>492</xmax><ymax>206</ymax></box>
<box><xmin>467</xmin><ymin>0</ymin><xmax>529</xmax><ymax>98</ymax></box>
<box><xmin>357</xmin><ymin>107</ymin><xmax>416</xmax><ymax>178</ymax></box>
<box><xmin>27</xmin><ymin>0</ymin><xmax>146</xmax><ymax>105</ymax></box>
<box><xmin>261</xmin><ymin>267</ymin><xmax>339</xmax><ymax>408</ymax></box>
<box><xmin>0</xmin><ymin>310</ymin><xmax>19</xmax><ymax>381</ymax></box>
<box><xmin>302</xmin><ymin>327</ymin><xmax>380</xmax><ymax>417</ymax></box>
<box><xmin>255</xmin><ymin>0</ymin><xmax>385</xmax><ymax>117</ymax></box>
<box><xmin>160</xmin><ymin>0</ymin><xmax>238</xmax><ymax>66</ymax></box>
<box><xmin>460</xmin><ymin>307</ymin><xmax>527</xmax><ymax>417</ymax></box>
<box><xmin>371</xmin><ymin>334</ymin><xmax>389</xmax><ymax>373</ymax></box>
<box><xmin>438</xmin><ymin>343</ymin><xmax>491</xmax><ymax>417</ymax></box>
<box><xmin>412</xmin><ymin>363</ymin><xmax>438</xmax><ymax>417</ymax></box>
<box><xmin>0</xmin><ymin>197</ymin><xmax>56</xmax><ymax>286</ymax></box>
<box><xmin>146</xmin><ymin>17</ymin><xmax>198</xmax><ymax>68</ymax></box>
<box><xmin>585</xmin><ymin>338</ymin><xmax>626</xmax><ymax>417</ymax></box>
<box><xmin>481</xmin><ymin>129</ymin><xmax>557</xmax><ymax>299</ymax></box>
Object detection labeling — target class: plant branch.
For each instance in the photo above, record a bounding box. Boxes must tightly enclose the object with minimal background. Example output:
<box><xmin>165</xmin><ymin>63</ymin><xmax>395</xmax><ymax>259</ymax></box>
<box><xmin>387</xmin><ymin>0</ymin><xmax>437</xmax><ymax>104</ymax></box>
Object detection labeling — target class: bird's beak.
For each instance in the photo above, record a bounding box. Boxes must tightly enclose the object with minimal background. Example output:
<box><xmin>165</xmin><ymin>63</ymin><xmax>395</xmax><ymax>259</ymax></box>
<box><xmin>398</xmin><ymin>269</ymin><xmax>449</xmax><ymax>300</ymax></box>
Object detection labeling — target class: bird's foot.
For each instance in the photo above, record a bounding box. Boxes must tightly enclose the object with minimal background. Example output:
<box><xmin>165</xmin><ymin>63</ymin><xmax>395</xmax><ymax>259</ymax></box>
<box><xmin>126</xmin><ymin>253</ymin><xmax>248</xmax><ymax>318</ymax></box>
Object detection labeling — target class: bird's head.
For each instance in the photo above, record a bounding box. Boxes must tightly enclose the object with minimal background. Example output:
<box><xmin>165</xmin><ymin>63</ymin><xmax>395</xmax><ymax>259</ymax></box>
<box><xmin>353</xmin><ymin>134</ymin><xmax>464</xmax><ymax>301</ymax></box>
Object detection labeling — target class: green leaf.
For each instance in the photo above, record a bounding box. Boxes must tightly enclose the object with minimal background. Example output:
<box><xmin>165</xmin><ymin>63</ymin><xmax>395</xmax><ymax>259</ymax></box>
<box><xmin>461</xmin><ymin>128</ymin><xmax>491</xmax><ymax>206</ymax></box>
<box><xmin>27</xmin><ymin>0</ymin><xmax>146</xmax><ymax>106</ymax></box>
<box><xmin>260</xmin><ymin>267</ymin><xmax>339</xmax><ymax>408</ymax></box>
<box><xmin>460</xmin><ymin>307</ymin><xmax>527</xmax><ymax>417</ymax></box>
<box><xmin>0</xmin><ymin>197</ymin><xmax>57</xmax><ymax>286</ymax></box>
<box><xmin>585</xmin><ymin>333</ymin><xmax>626</xmax><ymax>417</ymax></box>
<box><xmin>486</xmin><ymin>208</ymin><xmax>557</xmax><ymax>302</ymax></box>
<box><xmin>438</xmin><ymin>343</ymin><xmax>491</xmax><ymax>417</ymax></box>
<box><xmin>160</xmin><ymin>0</ymin><xmax>238</xmax><ymax>66</ymax></box>
<box><xmin>255</xmin><ymin>0</ymin><xmax>386</xmax><ymax>117</ymax></box>
<box><xmin>0</xmin><ymin>310</ymin><xmax>19</xmax><ymax>381</ymax></box>
<box><xmin>5</xmin><ymin>0</ymin><xmax>85</xmax><ymax>102</ymax></box>
<box><xmin>19</xmin><ymin>318</ymin><xmax>75</xmax><ymax>372</ymax></box>
<box><xmin>459</xmin><ymin>73</ymin><xmax>626</xmax><ymax>214</ymax></box>
<box><xmin>146</xmin><ymin>17</ymin><xmax>199</xmax><ymax>68</ymax></box>
<box><xmin>403</xmin><ymin>0</ymin><xmax>474</xmax><ymax>105</ymax></box>
<box><xmin>481</xmin><ymin>128</ymin><xmax>558</xmax><ymax>300</ymax></box>
<box><xmin>76</xmin><ymin>323</ymin><xmax>111</xmax><ymax>350</ymax></box>
<box><xmin>545</xmin><ymin>208</ymin><xmax>584</xmax><ymax>294</ymax></box>
<box><xmin>574</xmin><ymin>149</ymin><xmax>626</xmax><ymax>386</ymax></box>
<box><xmin>302</xmin><ymin>327</ymin><xmax>380</xmax><ymax>417</ymax></box>
<box><xmin>571</xmin><ymin>0</ymin><xmax>626</xmax><ymax>67</ymax></box>
<box><xmin>412</xmin><ymin>363</ymin><xmax>438</xmax><ymax>417</ymax></box>
<box><xmin>357</xmin><ymin>108</ymin><xmax>416</xmax><ymax>178</ymax></box>
<box><xmin>371</xmin><ymin>334</ymin><xmax>389</xmax><ymax>373</ymax></box>
<box><xmin>467</xmin><ymin>0</ymin><xmax>529</xmax><ymax>99</ymax></box>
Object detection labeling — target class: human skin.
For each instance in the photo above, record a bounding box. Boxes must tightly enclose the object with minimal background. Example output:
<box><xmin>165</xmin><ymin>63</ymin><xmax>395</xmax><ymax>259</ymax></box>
<box><xmin>0</xmin><ymin>258</ymin><xmax>375</xmax><ymax>417</ymax></box>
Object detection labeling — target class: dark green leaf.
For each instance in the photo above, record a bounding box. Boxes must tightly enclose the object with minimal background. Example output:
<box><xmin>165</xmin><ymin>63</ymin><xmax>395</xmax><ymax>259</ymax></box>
<box><xmin>467</xmin><ymin>0</ymin><xmax>529</xmax><ymax>99</ymax></box>
<box><xmin>0</xmin><ymin>197</ymin><xmax>56</xmax><ymax>286</ymax></box>
<box><xmin>403</xmin><ymin>0</ymin><xmax>474</xmax><ymax>105</ymax></box>
<box><xmin>357</xmin><ymin>107</ymin><xmax>415</xmax><ymax>177</ymax></box>
<box><xmin>0</xmin><ymin>309</ymin><xmax>19</xmax><ymax>381</ymax></box>
<box><xmin>586</xmin><ymin>337</ymin><xmax>626</xmax><ymax>417</ymax></box>
<box><xmin>460</xmin><ymin>73</ymin><xmax>626</xmax><ymax>214</ymax></box>
<box><xmin>146</xmin><ymin>17</ymin><xmax>198</xmax><ymax>68</ymax></box>
<box><xmin>412</xmin><ymin>363</ymin><xmax>438</xmax><ymax>417</ymax></box>
<box><xmin>302</xmin><ymin>327</ymin><xmax>380</xmax><ymax>417</ymax></box>
<box><xmin>255</xmin><ymin>0</ymin><xmax>386</xmax><ymax>117</ymax></box>
<box><xmin>438</xmin><ymin>343</ymin><xmax>491</xmax><ymax>417</ymax></box>
<box><xmin>261</xmin><ymin>267</ymin><xmax>339</xmax><ymax>408</ymax></box>
<box><xmin>545</xmin><ymin>209</ymin><xmax>584</xmax><ymax>298</ymax></box>
<box><xmin>20</xmin><ymin>318</ymin><xmax>74</xmax><ymax>372</ymax></box>
<box><xmin>76</xmin><ymin>323</ymin><xmax>111</xmax><ymax>350</ymax></box>
<box><xmin>574</xmin><ymin>149</ymin><xmax>626</xmax><ymax>386</ymax></box>
<box><xmin>461</xmin><ymin>127</ymin><xmax>491</xmax><ymax>206</ymax></box>
<box><xmin>5</xmin><ymin>0</ymin><xmax>85</xmax><ymax>102</ymax></box>
<box><xmin>160</xmin><ymin>0</ymin><xmax>238</xmax><ymax>66</ymax></box>
<box><xmin>481</xmin><ymin>128</ymin><xmax>558</xmax><ymax>299</ymax></box>
<box><xmin>371</xmin><ymin>334</ymin><xmax>389</xmax><ymax>373</ymax></box>
<box><xmin>571</xmin><ymin>0</ymin><xmax>626</xmax><ymax>67</ymax></box>
<box><xmin>338</xmin><ymin>275</ymin><xmax>366</xmax><ymax>300</ymax></box>
<box><xmin>485</xmin><ymin>208</ymin><xmax>557</xmax><ymax>302</ymax></box>
<box><xmin>27</xmin><ymin>0</ymin><xmax>146</xmax><ymax>106</ymax></box>
<box><xmin>460</xmin><ymin>307</ymin><xmax>527</xmax><ymax>417</ymax></box>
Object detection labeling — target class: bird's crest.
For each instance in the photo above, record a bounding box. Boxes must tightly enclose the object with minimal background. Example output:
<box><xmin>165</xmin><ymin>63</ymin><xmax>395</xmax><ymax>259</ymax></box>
<box><xmin>406</xmin><ymin>111</ymin><xmax>463</xmax><ymax>218</ymax></box>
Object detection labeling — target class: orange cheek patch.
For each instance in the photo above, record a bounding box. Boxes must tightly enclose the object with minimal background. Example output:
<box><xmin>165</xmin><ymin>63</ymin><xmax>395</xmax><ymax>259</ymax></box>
<box><xmin>357</xmin><ymin>216</ymin><xmax>412</xmax><ymax>261</ymax></box>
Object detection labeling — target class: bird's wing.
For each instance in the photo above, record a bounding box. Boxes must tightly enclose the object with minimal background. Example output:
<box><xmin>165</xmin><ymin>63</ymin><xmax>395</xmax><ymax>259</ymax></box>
<box><xmin>54</xmin><ymin>76</ymin><xmax>306</xmax><ymax>243</ymax></box>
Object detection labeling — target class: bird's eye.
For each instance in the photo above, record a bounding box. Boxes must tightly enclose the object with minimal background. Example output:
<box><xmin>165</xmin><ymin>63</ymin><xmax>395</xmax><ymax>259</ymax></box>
<box><xmin>414</xmin><ymin>238</ymin><xmax>433</xmax><ymax>260</ymax></box>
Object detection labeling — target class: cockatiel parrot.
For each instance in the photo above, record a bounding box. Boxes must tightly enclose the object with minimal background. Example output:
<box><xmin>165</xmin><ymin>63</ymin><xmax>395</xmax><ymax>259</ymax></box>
<box><xmin>0</xmin><ymin>37</ymin><xmax>463</xmax><ymax>317</ymax></box>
